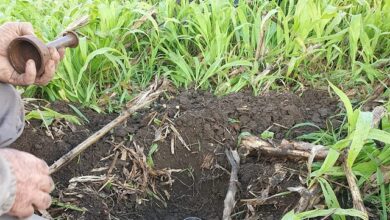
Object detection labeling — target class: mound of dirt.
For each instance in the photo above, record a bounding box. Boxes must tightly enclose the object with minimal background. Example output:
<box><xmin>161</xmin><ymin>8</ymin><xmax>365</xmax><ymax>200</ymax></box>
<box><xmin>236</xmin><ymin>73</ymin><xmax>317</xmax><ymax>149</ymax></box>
<box><xmin>10</xmin><ymin>89</ymin><xmax>338</xmax><ymax>220</ymax></box>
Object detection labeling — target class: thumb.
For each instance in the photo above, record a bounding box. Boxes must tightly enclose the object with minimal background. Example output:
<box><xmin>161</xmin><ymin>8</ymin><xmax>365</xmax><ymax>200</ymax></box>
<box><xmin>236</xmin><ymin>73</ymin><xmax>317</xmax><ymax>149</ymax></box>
<box><xmin>16</xmin><ymin>22</ymin><xmax>35</xmax><ymax>36</ymax></box>
<box><xmin>9</xmin><ymin>60</ymin><xmax>37</xmax><ymax>86</ymax></box>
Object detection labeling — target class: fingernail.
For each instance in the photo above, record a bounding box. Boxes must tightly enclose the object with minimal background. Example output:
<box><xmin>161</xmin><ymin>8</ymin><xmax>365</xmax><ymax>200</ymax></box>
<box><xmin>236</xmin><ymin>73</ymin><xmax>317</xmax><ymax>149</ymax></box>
<box><xmin>51</xmin><ymin>179</ymin><xmax>55</xmax><ymax>191</ymax></box>
<box><xmin>27</xmin><ymin>59</ymin><xmax>34</xmax><ymax>65</ymax></box>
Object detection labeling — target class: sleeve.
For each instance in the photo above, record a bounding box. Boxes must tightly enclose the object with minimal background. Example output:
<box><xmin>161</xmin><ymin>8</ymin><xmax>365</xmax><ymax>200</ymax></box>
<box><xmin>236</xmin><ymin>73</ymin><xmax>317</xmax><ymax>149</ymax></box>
<box><xmin>0</xmin><ymin>83</ymin><xmax>25</xmax><ymax>148</ymax></box>
<box><xmin>0</xmin><ymin>83</ymin><xmax>24</xmax><ymax>214</ymax></box>
<box><xmin>0</xmin><ymin>156</ymin><xmax>16</xmax><ymax>215</ymax></box>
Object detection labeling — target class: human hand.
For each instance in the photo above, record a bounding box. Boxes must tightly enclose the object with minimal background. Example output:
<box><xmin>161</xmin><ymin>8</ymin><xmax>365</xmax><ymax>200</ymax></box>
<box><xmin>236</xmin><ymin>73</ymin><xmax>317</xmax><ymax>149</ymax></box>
<box><xmin>0</xmin><ymin>22</ymin><xmax>65</xmax><ymax>86</ymax></box>
<box><xmin>0</xmin><ymin>149</ymin><xmax>54</xmax><ymax>218</ymax></box>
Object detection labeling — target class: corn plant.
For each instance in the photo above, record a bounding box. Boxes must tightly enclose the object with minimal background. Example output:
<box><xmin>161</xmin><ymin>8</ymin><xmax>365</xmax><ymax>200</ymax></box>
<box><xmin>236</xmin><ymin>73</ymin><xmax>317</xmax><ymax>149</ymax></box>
<box><xmin>284</xmin><ymin>82</ymin><xmax>390</xmax><ymax>219</ymax></box>
<box><xmin>1</xmin><ymin>0</ymin><xmax>389</xmax><ymax>110</ymax></box>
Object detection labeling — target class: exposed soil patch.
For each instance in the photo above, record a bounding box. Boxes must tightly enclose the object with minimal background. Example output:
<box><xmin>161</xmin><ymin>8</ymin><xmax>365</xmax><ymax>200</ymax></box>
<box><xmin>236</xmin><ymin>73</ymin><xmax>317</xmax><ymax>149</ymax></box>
<box><xmin>10</xmin><ymin>89</ymin><xmax>338</xmax><ymax>220</ymax></box>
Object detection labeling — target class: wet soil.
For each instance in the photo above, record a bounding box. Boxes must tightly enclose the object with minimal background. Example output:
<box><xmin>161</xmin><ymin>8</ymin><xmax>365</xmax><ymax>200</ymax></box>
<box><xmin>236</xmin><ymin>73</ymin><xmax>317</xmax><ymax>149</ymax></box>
<box><xmin>10</xmin><ymin>89</ymin><xmax>338</xmax><ymax>220</ymax></box>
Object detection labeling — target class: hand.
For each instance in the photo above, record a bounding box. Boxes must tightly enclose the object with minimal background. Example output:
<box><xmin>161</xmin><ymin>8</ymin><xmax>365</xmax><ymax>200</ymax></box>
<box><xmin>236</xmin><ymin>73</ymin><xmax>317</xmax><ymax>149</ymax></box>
<box><xmin>0</xmin><ymin>22</ymin><xmax>65</xmax><ymax>86</ymax></box>
<box><xmin>0</xmin><ymin>149</ymin><xmax>54</xmax><ymax>218</ymax></box>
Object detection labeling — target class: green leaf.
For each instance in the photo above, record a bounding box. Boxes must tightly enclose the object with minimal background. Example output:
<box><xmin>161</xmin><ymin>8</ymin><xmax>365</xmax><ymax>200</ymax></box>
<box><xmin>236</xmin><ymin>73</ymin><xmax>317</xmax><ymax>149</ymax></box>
<box><xmin>68</xmin><ymin>104</ymin><xmax>89</xmax><ymax>123</ymax></box>
<box><xmin>281</xmin><ymin>210</ymin><xmax>299</xmax><ymax>220</ymax></box>
<box><xmin>368</xmin><ymin>129</ymin><xmax>390</xmax><ymax>144</ymax></box>
<box><xmin>297</xmin><ymin>208</ymin><xmax>368</xmax><ymax>220</ymax></box>
<box><xmin>317</xmin><ymin>178</ymin><xmax>345</xmax><ymax>220</ymax></box>
<box><xmin>377</xmin><ymin>168</ymin><xmax>387</xmax><ymax>220</ymax></box>
<box><xmin>311</xmin><ymin>149</ymin><xmax>340</xmax><ymax>178</ymax></box>
<box><xmin>347</xmin><ymin>111</ymin><xmax>373</xmax><ymax>167</ymax></box>
<box><xmin>237</xmin><ymin>132</ymin><xmax>252</xmax><ymax>146</ymax></box>
<box><xmin>261</xmin><ymin>130</ymin><xmax>274</xmax><ymax>139</ymax></box>
<box><xmin>26</xmin><ymin>108</ymin><xmax>80</xmax><ymax>126</ymax></box>
<box><xmin>349</xmin><ymin>14</ymin><xmax>362</xmax><ymax>66</ymax></box>
<box><xmin>328</xmin><ymin>81</ymin><xmax>354</xmax><ymax>132</ymax></box>
<box><xmin>147</xmin><ymin>143</ymin><xmax>159</xmax><ymax>168</ymax></box>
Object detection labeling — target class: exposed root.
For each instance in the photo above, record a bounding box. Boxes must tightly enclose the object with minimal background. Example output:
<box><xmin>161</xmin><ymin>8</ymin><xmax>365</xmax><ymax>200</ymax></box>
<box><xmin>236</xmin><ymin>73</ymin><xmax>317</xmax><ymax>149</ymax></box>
<box><xmin>223</xmin><ymin>149</ymin><xmax>240</xmax><ymax>220</ymax></box>
<box><xmin>242</xmin><ymin>164</ymin><xmax>288</xmax><ymax>207</ymax></box>
<box><xmin>117</xmin><ymin>141</ymin><xmax>181</xmax><ymax>205</ymax></box>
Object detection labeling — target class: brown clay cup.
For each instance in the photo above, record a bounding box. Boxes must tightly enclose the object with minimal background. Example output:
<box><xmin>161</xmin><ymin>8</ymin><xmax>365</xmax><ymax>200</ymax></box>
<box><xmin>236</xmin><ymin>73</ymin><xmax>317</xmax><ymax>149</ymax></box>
<box><xmin>7</xmin><ymin>31</ymin><xmax>79</xmax><ymax>76</ymax></box>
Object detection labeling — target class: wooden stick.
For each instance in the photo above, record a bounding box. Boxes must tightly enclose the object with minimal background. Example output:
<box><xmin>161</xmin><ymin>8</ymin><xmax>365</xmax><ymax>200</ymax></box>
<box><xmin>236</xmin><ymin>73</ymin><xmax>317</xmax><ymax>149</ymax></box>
<box><xmin>49</xmin><ymin>79</ymin><xmax>167</xmax><ymax>174</ymax></box>
<box><xmin>223</xmin><ymin>149</ymin><xmax>240</xmax><ymax>220</ymax></box>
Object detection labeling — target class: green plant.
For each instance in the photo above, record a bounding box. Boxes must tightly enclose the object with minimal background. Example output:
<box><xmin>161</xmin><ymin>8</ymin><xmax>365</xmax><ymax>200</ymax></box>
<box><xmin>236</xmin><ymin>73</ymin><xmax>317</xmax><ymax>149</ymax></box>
<box><xmin>52</xmin><ymin>198</ymin><xmax>87</xmax><ymax>212</ymax></box>
<box><xmin>261</xmin><ymin>130</ymin><xmax>275</xmax><ymax>139</ymax></box>
<box><xmin>283</xmin><ymin>82</ymin><xmax>390</xmax><ymax>219</ymax></box>
<box><xmin>26</xmin><ymin>107</ymin><xmax>81</xmax><ymax>126</ymax></box>
<box><xmin>0</xmin><ymin>0</ymin><xmax>388</xmax><ymax>110</ymax></box>
<box><xmin>147</xmin><ymin>143</ymin><xmax>159</xmax><ymax>167</ymax></box>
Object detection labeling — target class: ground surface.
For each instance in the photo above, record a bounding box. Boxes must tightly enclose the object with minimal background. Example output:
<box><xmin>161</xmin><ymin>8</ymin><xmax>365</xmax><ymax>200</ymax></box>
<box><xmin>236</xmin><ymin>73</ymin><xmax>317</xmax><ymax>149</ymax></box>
<box><xmin>10</xmin><ymin>89</ymin><xmax>338</xmax><ymax>220</ymax></box>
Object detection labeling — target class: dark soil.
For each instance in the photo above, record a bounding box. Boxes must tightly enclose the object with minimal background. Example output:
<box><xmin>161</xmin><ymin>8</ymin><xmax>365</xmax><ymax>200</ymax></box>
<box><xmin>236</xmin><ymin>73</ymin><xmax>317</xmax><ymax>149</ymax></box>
<box><xmin>10</xmin><ymin>89</ymin><xmax>338</xmax><ymax>220</ymax></box>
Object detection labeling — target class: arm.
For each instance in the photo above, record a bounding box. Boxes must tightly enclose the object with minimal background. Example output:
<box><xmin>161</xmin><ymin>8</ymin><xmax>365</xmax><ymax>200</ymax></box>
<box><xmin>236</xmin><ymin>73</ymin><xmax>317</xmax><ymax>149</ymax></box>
<box><xmin>0</xmin><ymin>22</ymin><xmax>64</xmax><ymax>218</ymax></box>
<box><xmin>0</xmin><ymin>83</ymin><xmax>23</xmax><ymax>216</ymax></box>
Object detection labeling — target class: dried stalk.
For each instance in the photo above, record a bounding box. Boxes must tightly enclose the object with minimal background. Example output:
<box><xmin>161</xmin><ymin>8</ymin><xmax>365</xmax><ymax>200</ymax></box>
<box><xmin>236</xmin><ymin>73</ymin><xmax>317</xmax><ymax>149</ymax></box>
<box><xmin>372</xmin><ymin>106</ymin><xmax>387</xmax><ymax>128</ymax></box>
<box><xmin>342</xmin><ymin>161</ymin><xmax>368</xmax><ymax>217</ymax></box>
<box><xmin>365</xmin><ymin>78</ymin><xmax>390</xmax><ymax>104</ymax></box>
<box><xmin>169</xmin><ymin>124</ymin><xmax>190</xmax><ymax>151</ymax></box>
<box><xmin>49</xmin><ymin>79</ymin><xmax>168</xmax><ymax>174</ymax></box>
<box><xmin>107</xmin><ymin>151</ymin><xmax>120</xmax><ymax>175</ymax></box>
<box><xmin>59</xmin><ymin>15</ymin><xmax>89</xmax><ymax>36</ymax></box>
<box><xmin>255</xmin><ymin>14</ymin><xmax>271</xmax><ymax>61</ymax></box>
<box><xmin>223</xmin><ymin>149</ymin><xmax>240</xmax><ymax>220</ymax></box>
<box><xmin>131</xmin><ymin>8</ymin><xmax>157</xmax><ymax>30</ymax></box>
<box><xmin>239</xmin><ymin>135</ymin><xmax>328</xmax><ymax>160</ymax></box>
<box><xmin>288</xmin><ymin>184</ymin><xmax>322</xmax><ymax>212</ymax></box>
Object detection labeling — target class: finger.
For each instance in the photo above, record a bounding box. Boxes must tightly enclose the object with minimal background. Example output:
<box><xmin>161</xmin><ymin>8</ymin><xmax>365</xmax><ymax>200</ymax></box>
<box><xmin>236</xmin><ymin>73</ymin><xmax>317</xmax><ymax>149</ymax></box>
<box><xmin>58</xmin><ymin>47</ymin><xmax>66</xmax><ymax>60</ymax></box>
<box><xmin>9</xmin><ymin>59</ymin><xmax>36</xmax><ymax>86</ymax></box>
<box><xmin>34</xmin><ymin>158</ymin><xmax>50</xmax><ymax>175</ymax></box>
<box><xmin>17</xmin><ymin>22</ymin><xmax>35</xmax><ymax>36</ymax></box>
<box><xmin>31</xmin><ymin>191</ymin><xmax>52</xmax><ymax>210</ymax></box>
<box><xmin>48</xmin><ymin>47</ymin><xmax>60</xmax><ymax>65</ymax></box>
<box><xmin>35</xmin><ymin>60</ymin><xmax>55</xmax><ymax>86</ymax></box>
<box><xmin>18</xmin><ymin>150</ymin><xmax>49</xmax><ymax>174</ymax></box>
<box><xmin>38</xmin><ymin>175</ymin><xmax>55</xmax><ymax>193</ymax></box>
<box><xmin>8</xmin><ymin>204</ymin><xmax>34</xmax><ymax>218</ymax></box>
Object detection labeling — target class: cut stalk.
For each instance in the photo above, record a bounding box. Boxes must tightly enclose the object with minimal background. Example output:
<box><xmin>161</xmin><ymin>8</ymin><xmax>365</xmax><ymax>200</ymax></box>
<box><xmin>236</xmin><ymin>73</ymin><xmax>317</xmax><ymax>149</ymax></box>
<box><xmin>49</xmin><ymin>79</ymin><xmax>168</xmax><ymax>174</ymax></box>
